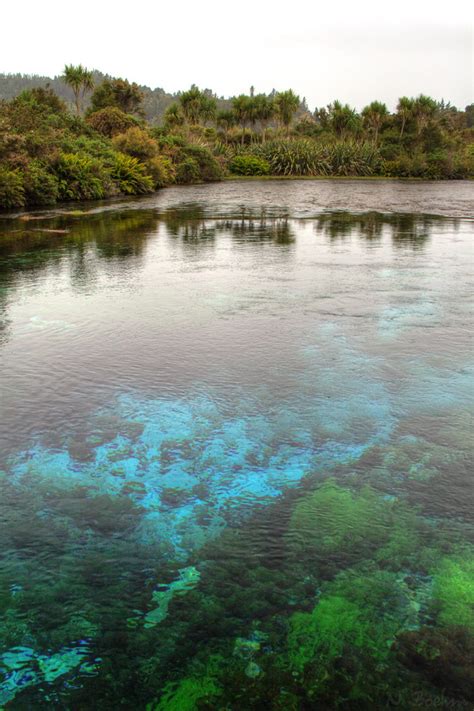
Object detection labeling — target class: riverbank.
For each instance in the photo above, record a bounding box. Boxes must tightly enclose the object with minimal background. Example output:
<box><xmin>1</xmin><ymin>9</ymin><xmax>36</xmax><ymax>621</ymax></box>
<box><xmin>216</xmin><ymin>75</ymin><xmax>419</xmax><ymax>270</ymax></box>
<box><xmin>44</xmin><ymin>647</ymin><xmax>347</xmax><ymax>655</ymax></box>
<box><xmin>1</xmin><ymin>87</ymin><xmax>472</xmax><ymax>211</ymax></box>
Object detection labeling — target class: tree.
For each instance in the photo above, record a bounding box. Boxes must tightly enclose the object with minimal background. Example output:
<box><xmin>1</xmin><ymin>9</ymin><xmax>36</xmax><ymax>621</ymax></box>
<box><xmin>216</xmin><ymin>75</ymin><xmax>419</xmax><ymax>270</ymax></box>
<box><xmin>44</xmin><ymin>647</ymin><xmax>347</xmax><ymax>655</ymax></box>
<box><xmin>274</xmin><ymin>90</ymin><xmax>300</xmax><ymax>137</ymax></box>
<box><xmin>327</xmin><ymin>101</ymin><xmax>361</xmax><ymax>138</ymax></box>
<box><xmin>178</xmin><ymin>86</ymin><xmax>216</xmax><ymax>125</ymax></box>
<box><xmin>164</xmin><ymin>102</ymin><xmax>185</xmax><ymax>129</ymax></box>
<box><xmin>216</xmin><ymin>109</ymin><xmax>236</xmax><ymax>142</ymax></box>
<box><xmin>396</xmin><ymin>96</ymin><xmax>414</xmax><ymax>139</ymax></box>
<box><xmin>90</xmin><ymin>78</ymin><xmax>143</xmax><ymax>116</ymax></box>
<box><xmin>361</xmin><ymin>101</ymin><xmax>388</xmax><ymax>145</ymax></box>
<box><xmin>412</xmin><ymin>94</ymin><xmax>437</xmax><ymax>136</ymax></box>
<box><xmin>253</xmin><ymin>94</ymin><xmax>275</xmax><ymax>142</ymax></box>
<box><xmin>465</xmin><ymin>104</ymin><xmax>474</xmax><ymax>128</ymax></box>
<box><xmin>232</xmin><ymin>94</ymin><xmax>253</xmax><ymax>144</ymax></box>
<box><xmin>61</xmin><ymin>64</ymin><xmax>94</xmax><ymax>115</ymax></box>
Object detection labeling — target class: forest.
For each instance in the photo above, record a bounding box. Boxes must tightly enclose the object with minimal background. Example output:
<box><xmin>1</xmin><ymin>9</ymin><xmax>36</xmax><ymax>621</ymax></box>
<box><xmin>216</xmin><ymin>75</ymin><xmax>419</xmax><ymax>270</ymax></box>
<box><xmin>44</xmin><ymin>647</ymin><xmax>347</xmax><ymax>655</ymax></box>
<box><xmin>0</xmin><ymin>66</ymin><xmax>473</xmax><ymax>210</ymax></box>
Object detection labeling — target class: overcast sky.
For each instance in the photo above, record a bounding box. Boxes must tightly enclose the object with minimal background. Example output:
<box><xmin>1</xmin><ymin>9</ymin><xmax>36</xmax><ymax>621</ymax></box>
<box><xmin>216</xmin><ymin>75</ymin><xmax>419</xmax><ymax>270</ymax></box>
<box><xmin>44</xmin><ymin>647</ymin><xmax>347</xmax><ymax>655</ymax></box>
<box><xmin>1</xmin><ymin>0</ymin><xmax>472</xmax><ymax>110</ymax></box>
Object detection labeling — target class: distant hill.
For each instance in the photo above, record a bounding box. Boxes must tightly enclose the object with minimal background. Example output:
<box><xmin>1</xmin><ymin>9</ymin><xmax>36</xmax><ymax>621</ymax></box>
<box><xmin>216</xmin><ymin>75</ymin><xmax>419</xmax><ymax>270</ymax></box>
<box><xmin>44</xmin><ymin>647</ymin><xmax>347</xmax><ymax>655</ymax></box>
<box><xmin>0</xmin><ymin>71</ymin><xmax>193</xmax><ymax>124</ymax></box>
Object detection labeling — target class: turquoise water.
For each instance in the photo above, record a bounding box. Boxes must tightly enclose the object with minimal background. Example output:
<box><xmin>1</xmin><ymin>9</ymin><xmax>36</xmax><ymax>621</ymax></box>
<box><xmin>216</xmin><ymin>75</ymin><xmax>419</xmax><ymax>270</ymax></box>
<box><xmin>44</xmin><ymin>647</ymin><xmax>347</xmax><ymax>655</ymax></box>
<box><xmin>0</xmin><ymin>181</ymin><xmax>473</xmax><ymax>709</ymax></box>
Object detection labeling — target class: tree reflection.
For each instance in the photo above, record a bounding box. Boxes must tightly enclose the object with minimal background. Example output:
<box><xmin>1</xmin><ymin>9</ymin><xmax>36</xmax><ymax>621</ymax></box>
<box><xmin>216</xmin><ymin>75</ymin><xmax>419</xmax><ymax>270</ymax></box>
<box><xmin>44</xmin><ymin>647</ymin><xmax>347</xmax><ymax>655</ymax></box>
<box><xmin>313</xmin><ymin>211</ymin><xmax>460</xmax><ymax>249</ymax></box>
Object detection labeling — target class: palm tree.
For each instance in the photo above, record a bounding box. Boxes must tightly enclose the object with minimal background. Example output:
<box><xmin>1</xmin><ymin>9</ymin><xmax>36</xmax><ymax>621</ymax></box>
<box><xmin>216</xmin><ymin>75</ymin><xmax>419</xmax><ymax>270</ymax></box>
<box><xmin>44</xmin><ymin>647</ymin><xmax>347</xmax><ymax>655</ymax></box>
<box><xmin>397</xmin><ymin>96</ymin><xmax>414</xmax><ymax>140</ymax></box>
<box><xmin>179</xmin><ymin>86</ymin><xmax>216</xmax><ymax>126</ymax></box>
<box><xmin>164</xmin><ymin>102</ymin><xmax>185</xmax><ymax>129</ymax></box>
<box><xmin>254</xmin><ymin>94</ymin><xmax>275</xmax><ymax>143</ymax></box>
<box><xmin>328</xmin><ymin>101</ymin><xmax>360</xmax><ymax>138</ymax></box>
<box><xmin>412</xmin><ymin>94</ymin><xmax>437</xmax><ymax>137</ymax></box>
<box><xmin>361</xmin><ymin>101</ymin><xmax>388</xmax><ymax>145</ymax></box>
<box><xmin>232</xmin><ymin>95</ymin><xmax>252</xmax><ymax>144</ymax></box>
<box><xmin>216</xmin><ymin>109</ymin><xmax>236</xmax><ymax>142</ymax></box>
<box><xmin>61</xmin><ymin>64</ymin><xmax>94</xmax><ymax>115</ymax></box>
<box><xmin>274</xmin><ymin>90</ymin><xmax>300</xmax><ymax>137</ymax></box>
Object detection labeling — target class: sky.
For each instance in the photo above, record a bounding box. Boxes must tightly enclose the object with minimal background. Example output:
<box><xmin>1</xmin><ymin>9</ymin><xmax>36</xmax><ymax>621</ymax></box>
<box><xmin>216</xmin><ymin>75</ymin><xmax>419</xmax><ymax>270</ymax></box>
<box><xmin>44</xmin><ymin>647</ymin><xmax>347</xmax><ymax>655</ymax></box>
<box><xmin>1</xmin><ymin>0</ymin><xmax>472</xmax><ymax>110</ymax></box>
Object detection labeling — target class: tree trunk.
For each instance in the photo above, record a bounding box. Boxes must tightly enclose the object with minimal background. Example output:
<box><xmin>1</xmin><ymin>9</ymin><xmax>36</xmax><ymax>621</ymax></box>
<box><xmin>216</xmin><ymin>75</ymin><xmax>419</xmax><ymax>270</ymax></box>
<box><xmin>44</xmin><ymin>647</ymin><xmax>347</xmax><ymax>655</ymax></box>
<box><xmin>399</xmin><ymin>116</ymin><xmax>406</xmax><ymax>140</ymax></box>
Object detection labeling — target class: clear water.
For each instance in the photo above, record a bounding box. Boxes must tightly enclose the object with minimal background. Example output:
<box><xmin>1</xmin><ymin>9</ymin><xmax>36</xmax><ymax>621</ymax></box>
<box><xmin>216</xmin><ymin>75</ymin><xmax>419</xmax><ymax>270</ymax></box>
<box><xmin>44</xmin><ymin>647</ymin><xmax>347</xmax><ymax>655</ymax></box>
<box><xmin>0</xmin><ymin>180</ymin><xmax>473</xmax><ymax>709</ymax></box>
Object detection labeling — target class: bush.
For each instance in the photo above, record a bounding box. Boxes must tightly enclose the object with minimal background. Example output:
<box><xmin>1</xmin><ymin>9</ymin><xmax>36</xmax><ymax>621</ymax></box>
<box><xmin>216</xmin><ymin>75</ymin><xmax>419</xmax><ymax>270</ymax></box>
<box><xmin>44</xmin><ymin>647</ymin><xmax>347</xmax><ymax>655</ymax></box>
<box><xmin>252</xmin><ymin>139</ymin><xmax>329</xmax><ymax>175</ymax></box>
<box><xmin>229</xmin><ymin>154</ymin><xmax>270</xmax><ymax>176</ymax></box>
<box><xmin>324</xmin><ymin>140</ymin><xmax>384</xmax><ymax>176</ymax></box>
<box><xmin>145</xmin><ymin>155</ymin><xmax>175</xmax><ymax>188</ymax></box>
<box><xmin>55</xmin><ymin>153</ymin><xmax>109</xmax><ymax>201</ymax></box>
<box><xmin>182</xmin><ymin>144</ymin><xmax>222</xmax><ymax>182</ymax></box>
<box><xmin>110</xmin><ymin>153</ymin><xmax>154</xmax><ymax>194</ymax></box>
<box><xmin>175</xmin><ymin>157</ymin><xmax>201</xmax><ymax>184</ymax></box>
<box><xmin>0</xmin><ymin>166</ymin><xmax>25</xmax><ymax>209</ymax></box>
<box><xmin>86</xmin><ymin>107</ymin><xmax>138</xmax><ymax>138</ymax></box>
<box><xmin>112</xmin><ymin>127</ymin><xmax>158</xmax><ymax>160</ymax></box>
<box><xmin>23</xmin><ymin>160</ymin><xmax>59</xmax><ymax>205</ymax></box>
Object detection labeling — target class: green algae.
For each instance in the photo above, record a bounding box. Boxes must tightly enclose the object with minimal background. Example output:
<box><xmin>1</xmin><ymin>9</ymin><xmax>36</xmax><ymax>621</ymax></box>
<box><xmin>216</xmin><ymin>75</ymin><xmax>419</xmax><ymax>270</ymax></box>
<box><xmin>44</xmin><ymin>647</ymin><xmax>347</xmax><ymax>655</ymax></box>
<box><xmin>433</xmin><ymin>553</ymin><xmax>474</xmax><ymax>630</ymax></box>
<box><xmin>287</xmin><ymin>479</ymin><xmax>392</xmax><ymax>559</ymax></box>
<box><xmin>148</xmin><ymin>656</ymin><xmax>223</xmax><ymax>711</ymax></box>
<box><xmin>287</xmin><ymin>569</ymin><xmax>413</xmax><ymax>673</ymax></box>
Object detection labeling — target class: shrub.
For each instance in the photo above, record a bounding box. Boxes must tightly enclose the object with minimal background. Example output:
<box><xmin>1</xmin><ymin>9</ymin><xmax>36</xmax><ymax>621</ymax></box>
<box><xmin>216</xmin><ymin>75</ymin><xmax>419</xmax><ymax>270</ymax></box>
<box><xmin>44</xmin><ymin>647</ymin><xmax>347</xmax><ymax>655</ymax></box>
<box><xmin>175</xmin><ymin>157</ymin><xmax>201</xmax><ymax>184</ymax></box>
<box><xmin>86</xmin><ymin>107</ymin><xmax>138</xmax><ymax>138</ymax></box>
<box><xmin>229</xmin><ymin>154</ymin><xmax>270</xmax><ymax>176</ymax></box>
<box><xmin>145</xmin><ymin>155</ymin><xmax>175</xmax><ymax>188</ymax></box>
<box><xmin>17</xmin><ymin>87</ymin><xmax>66</xmax><ymax>115</ymax></box>
<box><xmin>324</xmin><ymin>140</ymin><xmax>384</xmax><ymax>176</ymax></box>
<box><xmin>112</xmin><ymin>127</ymin><xmax>158</xmax><ymax>160</ymax></box>
<box><xmin>23</xmin><ymin>160</ymin><xmax>59</xmax><ymax>205</ymax></box>
<box><xmin>252</xmin><ymin>139</ymin><xmax>329</xmax><ymax>175</ymax></box>
<box><xmin>55</xmin><ymin>152</ymin><xmax>108</xmax><ymax>201</ymax></box>
<box><xmin>110</xmin><ymin>153</ymin><xmax>154</xmax><ymax>194</ymax></box>
<box><xmin>182</xmin><ymin>144</ymin><xmax>222</xmax><ymax>181</ymax></box>
<box><xmin>0</xmin><ymin>166</ymin><xmax>25</xmax><ymax>209</ymax></box>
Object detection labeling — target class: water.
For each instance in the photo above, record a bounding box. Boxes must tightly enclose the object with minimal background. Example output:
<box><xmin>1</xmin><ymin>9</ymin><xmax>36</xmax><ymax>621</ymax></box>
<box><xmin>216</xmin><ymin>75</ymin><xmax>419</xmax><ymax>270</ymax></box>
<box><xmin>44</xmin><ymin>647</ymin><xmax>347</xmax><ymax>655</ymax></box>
<box><xmin>0</xmin><ymin>180</ymin><xmax>473</xmax><ymax>709</ymax></box>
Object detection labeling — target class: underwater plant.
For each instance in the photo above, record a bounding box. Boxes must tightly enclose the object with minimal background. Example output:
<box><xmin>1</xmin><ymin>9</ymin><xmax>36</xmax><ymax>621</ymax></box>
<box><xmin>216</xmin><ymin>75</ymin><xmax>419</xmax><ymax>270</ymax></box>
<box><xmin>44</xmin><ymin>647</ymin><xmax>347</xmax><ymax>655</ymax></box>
<box><xmin>433</xmin><ymin>552</ymin><xmax>474</xmax><ymax>630</ymax></box>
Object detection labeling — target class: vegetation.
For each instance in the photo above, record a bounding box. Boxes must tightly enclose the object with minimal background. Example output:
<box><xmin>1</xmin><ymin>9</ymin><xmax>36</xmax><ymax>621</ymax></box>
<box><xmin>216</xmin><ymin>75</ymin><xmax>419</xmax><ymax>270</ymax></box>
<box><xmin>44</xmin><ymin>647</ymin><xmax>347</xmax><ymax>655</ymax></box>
<box><xmin>0</xmin><ymin>66</ymin><xmax>472</xmax><ymax>209</ymax></box>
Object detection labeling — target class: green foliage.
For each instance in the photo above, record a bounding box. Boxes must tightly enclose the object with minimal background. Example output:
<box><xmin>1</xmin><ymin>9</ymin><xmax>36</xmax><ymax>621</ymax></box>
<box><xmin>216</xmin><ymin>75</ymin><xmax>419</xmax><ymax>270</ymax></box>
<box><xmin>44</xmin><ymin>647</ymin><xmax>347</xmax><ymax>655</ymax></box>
<box><xmin>112</xmin><ymin>127</ymin><xmax>158</xmax><ymax>160</ymax></box>
<box><xmin>23</xmin><ymin>160</ymin><xmax>59</xmax><ymax>205</ymax></box>
<box><xmin>433</xmin><ymin>554</ymin><xmax>474</xmax><ymax>630</ymax></box>
<box><xmin>163</xmin><ymin>102</ymin><xmax>185</xmax><ymax>129</ymax></box>
<box><xmin>251</xmin><ymin>139</ymin><xmax>329</xmax><ymax>175</ymax></box>
<box><xmin>0</xmin><ymin>165</ymin><xmax>25</xmax><ymax>208</ymax></box>
<box><xmin>178</xmin><ymin>86</ymin><xmax>217</xmax><ymax>125</ymax></box>
<box><xmin>17</xmin><ymin>87</ymin><xmax>66</xmax><ymax>115</ymax></box>
<box><xmin>229</xmin><ymin>154</ymin><xmax>270</xmax><ymax>176</ymax></box>
<box><xmin>61</xmin><ymin>64</ymin><xmax>94</xmax><ymax>115</ymax></box>
<box><xmin>55</xmin><ymin>153</ymin><xmax>108</xmax><ymax>201</ymax></box>
<box><xmin>182</xmin><ymin>144</ymin><xmax>222</xmax><ymax>181</ymax></box>
<box><xmin>274</xmin><ymin>89</ymin><xmax>300</xmax><ymax>134</ymax></box>
<box><xmin>361</xmin><ymin>101</ymin><xmax>388</xmax><ymax>143</ymax></box>
<box><xmin>175</xmin><ymin>156</ymin><xmax>201</xmax><ymax>184</ymax></box>
<box><xmin>146</xmin><ymin>155</ymin><xmax>175</xmax><ymax>188</ymax></box>
<box><xmin>86</xmin><ymin>107</ymin><xmax>139</xmax><ymax>137</ymax></box>
<box><xmin>325</xmin><ymin>140</ymin><xmax>383</xmax><ymax>175</ymax></box>
<box><xmin>90</xmin><ymin>78</ymin><xmax>144</xmax><ymax>116</ymax></box>
<box><xmin>110</xmin><ymin>153</ymin><xmax>154</xmax><ymax>194</ymax></box>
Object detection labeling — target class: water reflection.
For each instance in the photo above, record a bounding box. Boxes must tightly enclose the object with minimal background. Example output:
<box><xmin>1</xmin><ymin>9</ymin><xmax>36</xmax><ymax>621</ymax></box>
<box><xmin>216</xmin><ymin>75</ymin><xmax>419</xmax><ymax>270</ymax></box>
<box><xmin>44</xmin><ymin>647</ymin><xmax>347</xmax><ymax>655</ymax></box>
<box><xmin>313</xmin><ymin>211</ymin><xmax>459</xmax><ymax>249</ymax></box>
